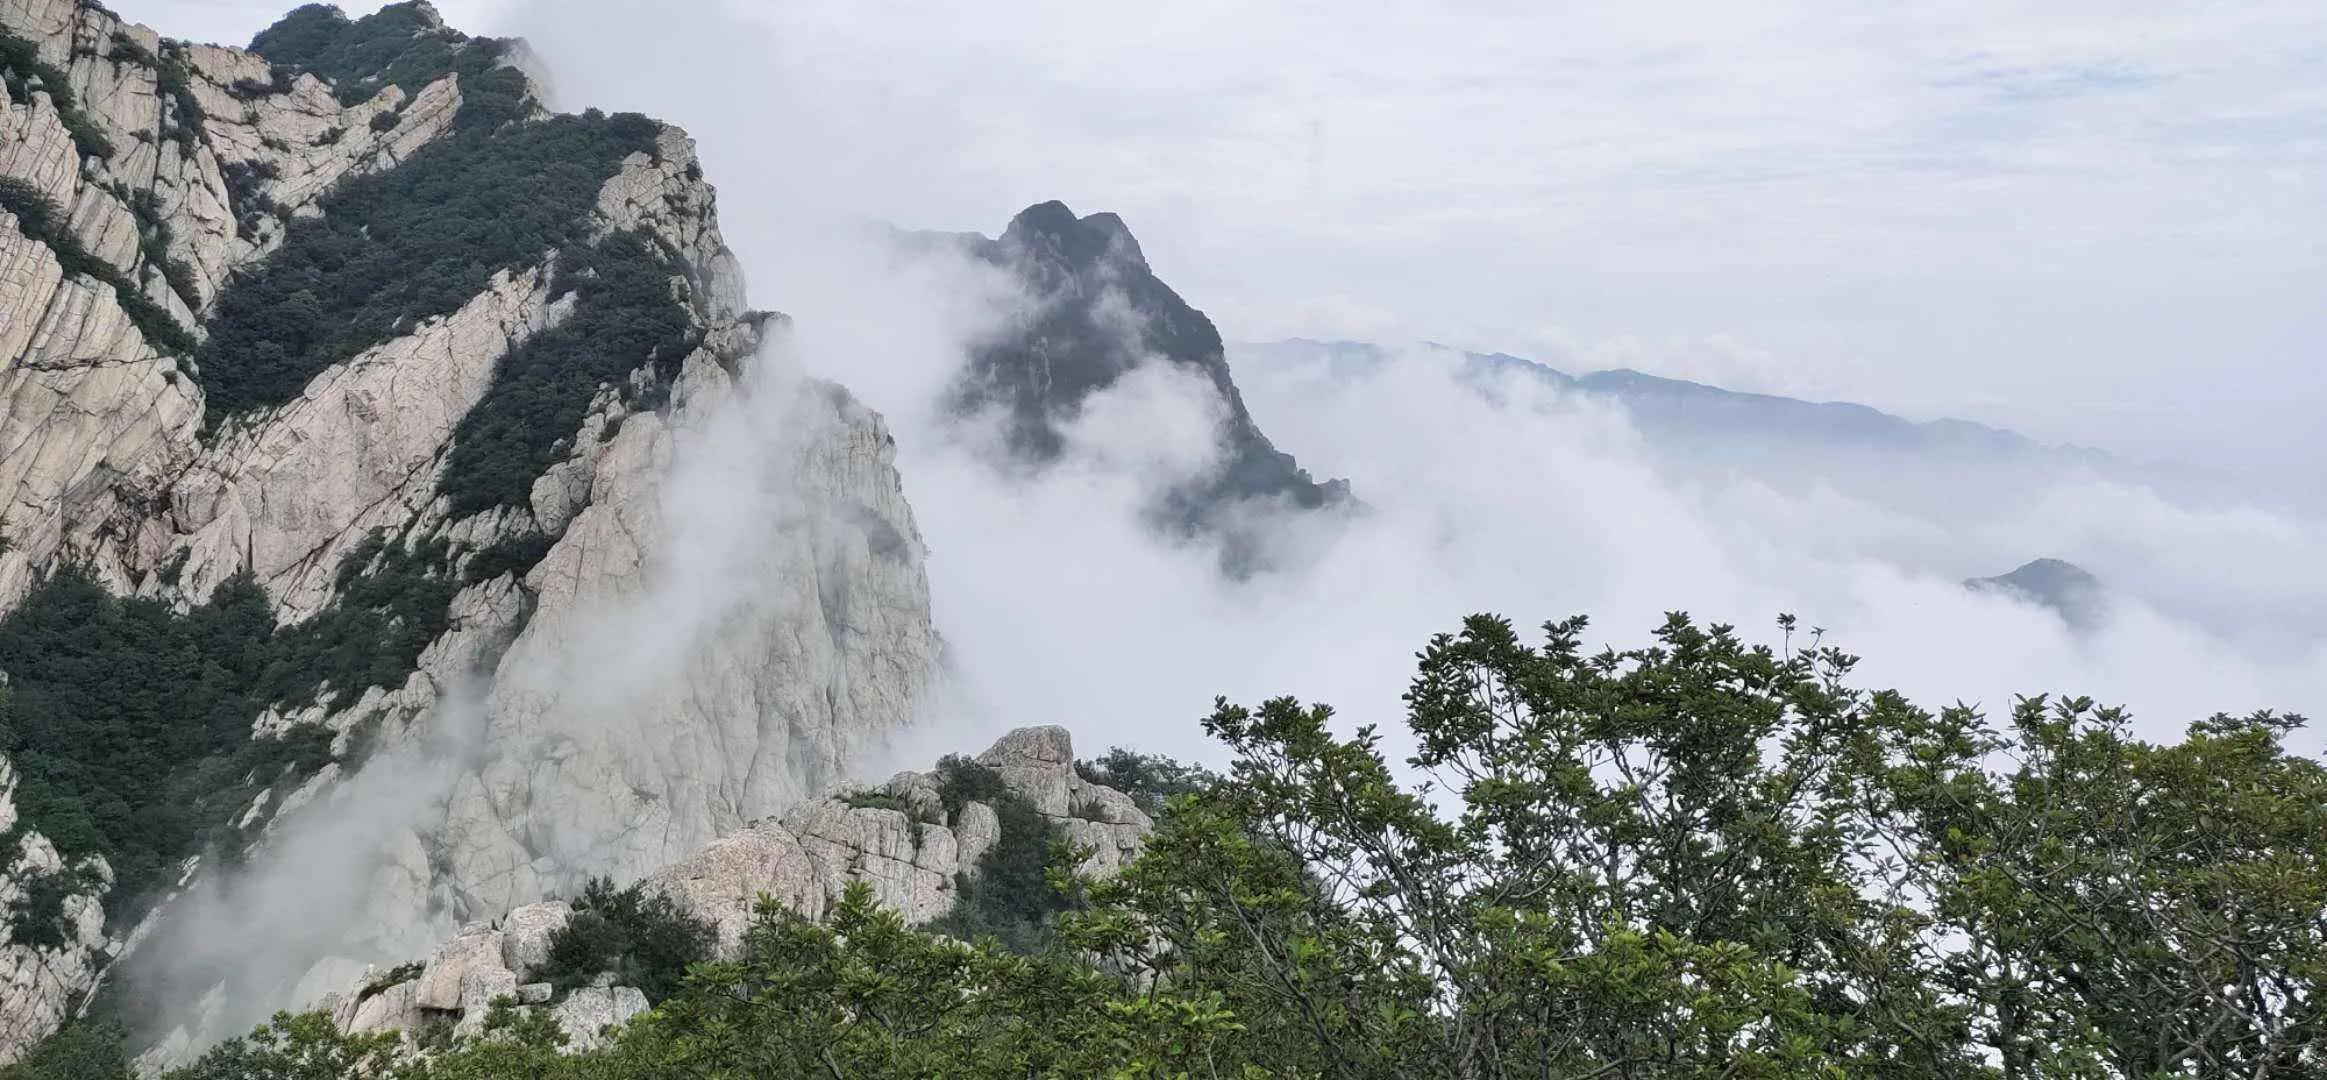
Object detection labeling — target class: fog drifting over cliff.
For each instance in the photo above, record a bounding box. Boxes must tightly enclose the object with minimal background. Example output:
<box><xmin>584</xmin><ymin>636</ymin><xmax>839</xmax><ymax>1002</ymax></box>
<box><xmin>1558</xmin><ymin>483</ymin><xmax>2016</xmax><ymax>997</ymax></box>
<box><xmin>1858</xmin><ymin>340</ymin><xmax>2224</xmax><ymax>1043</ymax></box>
<box><xmin>112</xmin><ymin>0</ymin><xmax>2327</xmax><ymax>744</ymax></box>
<box><xmin>753</xmin><ymin>226</ymin><xmax>2327</xmax><ymax>778</ymax></box>
<box><xmin>448</xmin><ymin>0</ymin><xmax>2327</xmax><ymax>754</ymax></box>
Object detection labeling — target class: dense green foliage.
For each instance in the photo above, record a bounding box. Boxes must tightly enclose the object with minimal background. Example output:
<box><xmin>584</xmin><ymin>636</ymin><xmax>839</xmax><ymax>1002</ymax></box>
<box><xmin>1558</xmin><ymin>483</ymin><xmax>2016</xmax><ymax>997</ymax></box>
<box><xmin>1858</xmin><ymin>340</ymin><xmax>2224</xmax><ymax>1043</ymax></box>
<box><xmin>1076</xmin><ymin>745</ymin><xmax>1221</xmax><ymax>817</ymax></box>
<box><xmin>160</xmin><ymin>1012</ymin><xmax>400</xmax><ymax>1080</ymax></box>
<box><xmin>435</xmin><ymin>230</ymin><xmax>697</xmax><ymax>517</ymax></box>
<box><xmin>0</xmin><ymin>1014</ymin><xmax>135</xmax><ymax>1080</ymax></box>
<box><xmin>213</xmin><ymin>6</ymin><xmax>706</xmax><ymax>523</ymax></box>
<box><xmin>457</xmin><ymin>532</ymin><xmax>554</xmax><ymax>587</ymax></box>
<box><xmin>0</xmin><ymin>177</ymin><xmax>197</xmax><ymax>355</ymax></box>
<box><xmin>1</xmin><ymin>862</ymin><xmax>94</xmax><ymax>950</ymax></box>
<box><xmin>0</xmin><ymin>568</ymin><xmax>305</xmax><ymax>906</ymax></box>
<box><xmin>219</xmin><ymin>160</ymin><xmax>282</xmax><ymax>240</ymax></box>
<box><xmin>23</xmin><ymin>612</ymin><xmax>2323</xmax><ymax>1078</ymax></box>
<box><xmin>264</xmin><ymin>529</ymin><xmax>457</xmax><ymax>710</ymax></box>
<box><xmin>535</xmin><ymin>878</ymin><xmax>716</xmax><ymax>1004</ymax></box>
<box><xmin>930</xmin><ymin>752</ymin><xmax>1008</xmax><ymax>818</ymax></box>
<box><xmin>250</xmin><ymin>2</ymin><xmax>527</xmax><ymax>127</ymax></box>
<box><xmin>192</xmin><ymin>108</ymin><xmax>658</xmax><ymax>422</ymax></box>
<box><xmin>923</xmin><ymin>785</ymin><xmax>1071</xmax><ymax>955</ymax></box>
<box><xmin>0</xmin><ymin>530</ymin><xmax>464</xmax><ymax>917</ymax></box>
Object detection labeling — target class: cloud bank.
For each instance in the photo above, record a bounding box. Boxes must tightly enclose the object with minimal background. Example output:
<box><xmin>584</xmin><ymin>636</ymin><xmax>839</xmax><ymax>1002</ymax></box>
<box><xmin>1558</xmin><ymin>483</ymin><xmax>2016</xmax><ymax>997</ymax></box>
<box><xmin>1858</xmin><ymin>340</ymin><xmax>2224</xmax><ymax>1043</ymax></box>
<box><xmin>766</xmin><ymin>225</ymin><xmax>2327</xmax><ymax>781</ymax></box>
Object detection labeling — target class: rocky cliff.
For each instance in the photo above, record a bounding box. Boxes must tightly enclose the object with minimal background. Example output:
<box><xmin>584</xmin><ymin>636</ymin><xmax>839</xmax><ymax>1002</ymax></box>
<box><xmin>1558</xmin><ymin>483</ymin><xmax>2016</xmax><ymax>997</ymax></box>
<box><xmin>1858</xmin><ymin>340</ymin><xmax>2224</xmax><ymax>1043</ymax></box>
<box><xmin>142</xmin><ymin>726</ymin><xmax>1144</xmax><ymax>1062</ymax></box>
<box><xmin>0</xmin><ymin>0</ymin><xmax>936</xmax><ymax>1059</ymax></box>
<box><xmin>286</xmin><ymin>726</ymin><xmax>1140</xmax><ymax>1056</ymax></box>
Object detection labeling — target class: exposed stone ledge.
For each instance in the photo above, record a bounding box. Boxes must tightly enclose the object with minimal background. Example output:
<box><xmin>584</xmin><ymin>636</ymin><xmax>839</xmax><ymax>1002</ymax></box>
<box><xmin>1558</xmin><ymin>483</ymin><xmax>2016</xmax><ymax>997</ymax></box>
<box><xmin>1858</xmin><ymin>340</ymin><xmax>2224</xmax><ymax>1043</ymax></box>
<box><xmin>279</xmin><ymin>726</ymin><xmax>1144</xmax><ymax>1050</ymax></box>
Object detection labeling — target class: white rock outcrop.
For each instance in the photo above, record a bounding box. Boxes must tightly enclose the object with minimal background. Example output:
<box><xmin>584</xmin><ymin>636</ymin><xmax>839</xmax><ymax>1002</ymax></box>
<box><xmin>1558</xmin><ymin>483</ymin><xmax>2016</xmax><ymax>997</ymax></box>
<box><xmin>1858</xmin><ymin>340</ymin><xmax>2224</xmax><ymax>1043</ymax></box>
<box><xmin>551</xmin><ymin>985</ymin><xmax>647</xmax><ymax>1050</ymax></box>
<box><xmin>294</xmin><ymin>727</ymin><xmax>1149</xmax><ymax>1049</ymax></box>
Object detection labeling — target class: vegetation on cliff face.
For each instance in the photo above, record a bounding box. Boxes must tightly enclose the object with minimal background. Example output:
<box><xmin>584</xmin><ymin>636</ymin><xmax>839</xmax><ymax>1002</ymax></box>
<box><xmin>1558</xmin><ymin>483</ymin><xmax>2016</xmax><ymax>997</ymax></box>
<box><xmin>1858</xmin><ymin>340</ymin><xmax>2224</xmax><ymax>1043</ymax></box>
<box><xmin>0</xmin><ymin>569</ymin><xmax>342</xmax><ymax>919</ymax></box>
<box><xmin>0</xmin><ymin>525</ymin><xmax>482</xmax><ymax>924</ymax></box>
<box><xmin>1074</xmin><ymin>746</ymin><xmax>1220</xmax><ymax>818</ymax></box>
<box><xmin>1</xmin><ymin>0</ymin><xmax>707</xmax><ymax>950</ymax></box>
<box><xmin>535</xmin><ymin>878</ymin><xmax>716</xmax><ymax>1005</ymax></box>
<box><xmin>215</xmin><ymin>5</ymin><xmax>706</xmax><ymax>525</ymax></box>
<box><xmin>0</xmin><ymin>26</ymin><xmax>115</xmax><ymax>160</ymax></box>
<box><xmin>0</xmin><ymin>177</ymin><xmax>199</xmax><ymax>356</ymax></box>
<box><xmin>921</xmin><ymin>755</ymin><xmax>1071</xmax><ymax>955</ymax></box>
<box><xmin>46</xmin><ymin>611</ymin><xmax>2313</xmax><ymax>1079</ymax></box>
<box><xmin>953</xmin><ymin>202</ymin><xmax>1346</xmax><ymax>525</ymax></box>
<box><xmin>249</xmin><ymin>2</ymin><xmax>529</xmax><ymax>130</ymax></box>
<box><xmin>435</xmin><ymin>228</ymin><xmax>699</xmax><ymax>518</ymax></box>
<box><xmin>4</xmin><ymin>25</ymin><xmax>207</xmax><ymax>353</ymax></box>
<box><xmin>192</xmin><ymin>108</ymin><xmax>660</xmax><ymax>423</ymax></box>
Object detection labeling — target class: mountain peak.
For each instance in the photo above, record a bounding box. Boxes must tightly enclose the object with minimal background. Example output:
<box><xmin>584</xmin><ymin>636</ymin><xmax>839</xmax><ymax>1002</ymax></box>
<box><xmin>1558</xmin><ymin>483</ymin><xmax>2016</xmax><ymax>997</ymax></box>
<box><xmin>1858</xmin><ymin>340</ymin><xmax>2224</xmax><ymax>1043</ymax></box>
<box><xmin>1967</xmin><ymin>557</ymin><xmax>2106</xmax><ymax>628</ymax></box>
<box><xmin>998</xmin><ymin>200</ymin><xmax>1148</xmax><ymax>272</ymax></box>
<box><xmin>945</xmin><ymin>203</ymin><xmax>1348</xmax><ymax>555</ymax></box>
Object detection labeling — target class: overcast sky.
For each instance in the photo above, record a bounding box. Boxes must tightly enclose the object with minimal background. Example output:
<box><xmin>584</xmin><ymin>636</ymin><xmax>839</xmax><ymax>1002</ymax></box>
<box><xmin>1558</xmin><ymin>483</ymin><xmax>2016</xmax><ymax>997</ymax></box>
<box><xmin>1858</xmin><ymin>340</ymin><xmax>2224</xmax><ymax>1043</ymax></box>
<box><xmin>127</xmin><ymin>0</ymin><xmax>2326</xmax><ymax>472</ymax></box>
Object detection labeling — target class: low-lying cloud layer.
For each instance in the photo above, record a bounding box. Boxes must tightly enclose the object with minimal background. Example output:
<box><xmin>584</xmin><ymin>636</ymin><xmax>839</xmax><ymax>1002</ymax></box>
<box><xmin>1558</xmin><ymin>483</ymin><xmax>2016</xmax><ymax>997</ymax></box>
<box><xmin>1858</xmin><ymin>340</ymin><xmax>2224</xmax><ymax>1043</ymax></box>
<box><xmin>771</xmin><ymin>225</ymin><xmax>2327</xmax><ymax>776</ymax></box>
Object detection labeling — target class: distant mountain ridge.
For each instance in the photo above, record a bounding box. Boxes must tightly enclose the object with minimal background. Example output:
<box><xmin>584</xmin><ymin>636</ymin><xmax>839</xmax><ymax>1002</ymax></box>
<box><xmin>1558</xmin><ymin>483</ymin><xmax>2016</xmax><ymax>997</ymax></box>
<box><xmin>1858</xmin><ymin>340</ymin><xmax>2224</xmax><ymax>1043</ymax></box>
<box><xmin>1245</xmin><ymin>338</ymin><xmax>2111</xmax><ymax>464</ymax></box>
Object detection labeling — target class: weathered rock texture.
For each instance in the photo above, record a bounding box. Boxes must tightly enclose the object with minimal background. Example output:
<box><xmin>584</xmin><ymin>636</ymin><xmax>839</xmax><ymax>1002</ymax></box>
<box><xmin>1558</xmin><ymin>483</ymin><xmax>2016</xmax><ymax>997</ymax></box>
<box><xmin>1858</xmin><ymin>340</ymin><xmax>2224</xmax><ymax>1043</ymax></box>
<box><xmin>0</xmin><ymin>758</ymin><xmax>113</xmax><ymax>1064</ymax></box>
<box><xmin>301</xmin><ymin>727</ymin><xmax>1146</xmax><ymax>1048</ymax></box>
<box><xmin>1</xmin><ymin>0</ymin><xmax>467</xmax><ymax>609</ymax></box>
<box><xmin>0</xmin><ymin>0</ymin><xmax>937</xmax><ymax>1059</ymax></box>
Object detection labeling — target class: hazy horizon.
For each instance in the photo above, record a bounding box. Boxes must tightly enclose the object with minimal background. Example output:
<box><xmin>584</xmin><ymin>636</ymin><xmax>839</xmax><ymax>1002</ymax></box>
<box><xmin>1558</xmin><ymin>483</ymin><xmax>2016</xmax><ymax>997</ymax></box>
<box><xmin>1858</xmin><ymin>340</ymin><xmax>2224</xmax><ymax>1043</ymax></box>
<box><xmin>119</xmin><ymin>0</ymin><xmax>2326</xmax><ymax>479</ymax></box>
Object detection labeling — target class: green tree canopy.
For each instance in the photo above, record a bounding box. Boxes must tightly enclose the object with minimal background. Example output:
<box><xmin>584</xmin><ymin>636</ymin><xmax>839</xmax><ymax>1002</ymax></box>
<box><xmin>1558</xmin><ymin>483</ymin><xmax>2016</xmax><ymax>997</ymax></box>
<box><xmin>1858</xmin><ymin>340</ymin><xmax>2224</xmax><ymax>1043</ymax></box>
<box><xmin>39</xmin><ymin>611</ymin><xmax>2316</xmax><ymax>1080</ymax></box>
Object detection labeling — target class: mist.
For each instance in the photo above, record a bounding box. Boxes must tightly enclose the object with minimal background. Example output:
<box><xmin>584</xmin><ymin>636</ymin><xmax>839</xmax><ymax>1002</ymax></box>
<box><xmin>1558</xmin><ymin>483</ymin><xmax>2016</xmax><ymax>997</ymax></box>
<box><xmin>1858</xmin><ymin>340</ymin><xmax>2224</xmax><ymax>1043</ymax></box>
<box><xmin>116</xmin><ymin>334</ymin><xmax>884</xmax><ymax>1051</ymax></box>
<box><xmin>448</xmin><ymin>0</ymin><xmax>2327</xmax><ymax>751</ymax></box>
<box><xmin>764</xmin><ymin>230</ymin><xmax>2326</xmax><ymax>782</ymax></box>
<box><xmin>455</xmin><ymin>0</ymin><xmax>2327</xmax><ymax>475</ymax></box>
<box><xmin>118</xmin><ymin>685</ymin><xmax>489</xmax><ymax>1053</ymax></box>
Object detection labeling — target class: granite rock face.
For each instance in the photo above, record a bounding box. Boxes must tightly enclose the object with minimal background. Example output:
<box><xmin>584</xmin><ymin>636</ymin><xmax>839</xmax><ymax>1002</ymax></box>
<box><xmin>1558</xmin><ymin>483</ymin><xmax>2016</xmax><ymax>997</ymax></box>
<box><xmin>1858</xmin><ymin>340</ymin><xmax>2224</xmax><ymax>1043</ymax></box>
<box><xmin>0</xmin><ymin>0</ymin><xmax>468</xmax><ymax>609</ymax></box>
<box><xmin>0</xmin><ymin>1</ymin><xmax>938</xmax><ymax>1060</ymax></box>
<box><xmin>292</xmin><ymin>727</ymin><xmax>1148</xmax><ymax>1048</ymax></box>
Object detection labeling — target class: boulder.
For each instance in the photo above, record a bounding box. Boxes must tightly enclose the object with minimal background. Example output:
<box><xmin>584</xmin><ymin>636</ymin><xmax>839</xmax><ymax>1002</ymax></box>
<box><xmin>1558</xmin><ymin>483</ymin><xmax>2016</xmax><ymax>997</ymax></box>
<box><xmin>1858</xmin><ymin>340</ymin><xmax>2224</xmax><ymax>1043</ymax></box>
<box><xmin>551</xmin><ymin>985</ymin><xmax>649</xmax><ymax>1051</ymax></box>
<box><xmin>644</xmin><ymin>821</ymin><xmax>823</xmax><ymax>953</ymax></box>
<box><xmin>978</xmin><ymin>726</ymin><xmax>1077</xmax><ymax>815</ymax></box>
<box><xmin>413</xmin><ymin>924</ymin><xmax>509</xmax><ymax>1012</ymax></box>
<box><xmin>955</xmin><ymin>800</ymin><xmax>1002</xmax><ymax>870</ymax></box>
<box><xmin>346</xmin><ymin>981</ymin><xmax>421</xmax><ymax>1036</ymax></box>
<box><xmin>499</xmin><ymin>901</ymin><xmax>570</xmax><ymax>981</ymax></box>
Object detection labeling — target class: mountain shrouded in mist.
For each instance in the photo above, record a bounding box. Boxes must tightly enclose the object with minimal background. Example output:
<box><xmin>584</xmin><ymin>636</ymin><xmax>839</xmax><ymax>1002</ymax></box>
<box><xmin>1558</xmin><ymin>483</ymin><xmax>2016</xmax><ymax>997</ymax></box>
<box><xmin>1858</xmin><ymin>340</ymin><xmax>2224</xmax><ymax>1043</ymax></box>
<box><xmin>940</xmin><ymin>201</ymin><xmax>1349</xmax><ymax>529</ymax></box>
<box><xmin>1966</xmin><ymin>556</ymin><xmax>2107</xmax><ymax>629</ymax></box>
<box><xmin>0</xmin><ymin>0</ymin><xmax>2321</xmax><ymax>1075</ymax></box>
